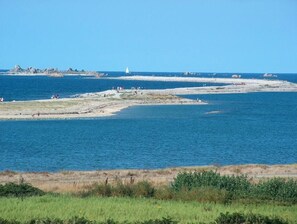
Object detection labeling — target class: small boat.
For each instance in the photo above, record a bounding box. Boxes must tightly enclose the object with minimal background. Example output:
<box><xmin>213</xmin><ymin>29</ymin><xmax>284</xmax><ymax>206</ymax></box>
<box><xmin>232</xmin><ymin>74</ymin><xmax>241</xmax><ymax>78</ymax></box>
<box><xmin>125</xmin><ymin>67</ymin><xmax>130</xmax><ymax>74</ymax></box>
<box><xmin>263</xmin><ymin>73</ymin><xmax>277</xmax><ymax>78</ymax></box>
<box><xmin>183</xmin><ymin>72</ymin><xmax>196</xmax><ymax>76</ymax></box>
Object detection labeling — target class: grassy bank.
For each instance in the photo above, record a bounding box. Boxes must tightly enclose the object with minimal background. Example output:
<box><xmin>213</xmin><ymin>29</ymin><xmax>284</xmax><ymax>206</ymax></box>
<box><xmin>0</xmin><ymin>195</ymin><xmax>296</xmax><ymax>223</ymax></box>
<box><xmin>1</xmin><ymin>171</ymin><xmax>297</xmax><ymax>223</ymax></box>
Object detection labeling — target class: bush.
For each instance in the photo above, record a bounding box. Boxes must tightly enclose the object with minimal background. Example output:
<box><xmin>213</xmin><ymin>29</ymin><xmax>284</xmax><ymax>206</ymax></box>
<box><xmin>67</xmin><ymin>217</ymin><xmax>94</xmax><ymax>224</ymax></box>
<box><xmin>111</xmin><ymin>182</ymin><xmax>133</xmax><ymax>197</ymax></box>
<box><xmin>171</xmin><ymin>171</ymin><xmax>251</xmax><ymax>193</ymax></box>
<box><xmin>171</xmin><ymin>171</ymin><xmax>297</xmax><ymax>204</ymax></box>
<box><xmin>27</xmin><ymin>218</ymin><xmax>64</xmax><ymax>224</ymax></box>
<box><xmin>80</xmin><ymin>171</ymin><xmax>297</xmax><ymax>204</ymax></box>
<box><xmin>175</xmin><ymin>187</ymin><xmax>230</xmax><ymax>204</ymax></box>
<box><xmin>253</xmin><ymin>178</ymin><xmax>297</xmax><ymax>203</ymax></box>
<box><xmin>131</xmin><ymin>181</ymin><xmax>155</xmax><ymax>198</ymax></box>
<box><xmin>0</xmin><ymin>218</ymin><xmax>177</xmax><ymax>224</ymax></box>
<box><xmin>215</xmin><ymin>212</ymin><xmax>288</xmax><ymax>224</ymax></box>
<box><xmin>0</xmin><ymin>217</ymin><xmax>20</xmax><ymax>224</ymax></box>
<box><xmin>0</xmin><ymin>183</ymin><xmax>44</xmax><ymax>197</ymax></box>
<box><xmin>90</xmin><ymin>184</ymin><xmax>112</xmax><ymax>197</ymax></box>
<box><xmin>139</xmin><ymin>217</ymin><xmax>177</xmax><ymax>224</ymax></box>
<box><xmin>84</xmin><ymin>181</ymin><xmax>155</xmax><ymax>198</ymax></box>
<box><xmin>154</xmin><ymin>187</ymin><xmax>174</xmax><ymax>200</ymax></box>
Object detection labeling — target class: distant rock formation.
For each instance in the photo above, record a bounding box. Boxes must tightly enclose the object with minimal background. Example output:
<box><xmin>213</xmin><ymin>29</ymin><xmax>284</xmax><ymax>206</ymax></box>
<box><xmin>7</xmin><ymin>65</ymin><xmax>102</xmax><ymax>76</ymax></box>
<box><xmin>10</xmin><ymin>65</ymin><xmax>24</xmax><ymax>73</ymax></box>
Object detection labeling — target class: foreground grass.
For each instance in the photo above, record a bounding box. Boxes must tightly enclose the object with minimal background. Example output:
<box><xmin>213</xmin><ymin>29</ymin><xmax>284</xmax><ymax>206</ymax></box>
<box><xmin>0</xmin><ymin>195</ymin><xmax>296</xmax><ymax>223</ymax></box>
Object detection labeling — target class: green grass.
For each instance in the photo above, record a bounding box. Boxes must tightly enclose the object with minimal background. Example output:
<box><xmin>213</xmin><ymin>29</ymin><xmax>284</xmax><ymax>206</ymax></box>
<box><xmin>0</xmin><ymin>195</ymin><xmax>296</xmax><ymax>223</ymax></box>
<box><xmin>171</xmin><ymin>171</ymin><xmax>297</xmax><ymax>204</ymax></box>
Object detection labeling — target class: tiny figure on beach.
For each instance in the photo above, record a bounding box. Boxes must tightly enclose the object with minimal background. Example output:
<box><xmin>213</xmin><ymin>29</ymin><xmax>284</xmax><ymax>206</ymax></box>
<box><xmin>0</xmin><ymin>97</ymin><xmax>4</xmax><ymax>102</ymax></box>
<box><xmin>51</xmin><ymin>94</ymin><xmax>60</xmax><ymax>99</ymax></box>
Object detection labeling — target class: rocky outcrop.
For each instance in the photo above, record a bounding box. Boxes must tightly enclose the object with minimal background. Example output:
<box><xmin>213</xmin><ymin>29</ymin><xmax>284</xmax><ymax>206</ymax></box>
<box><xmin>7</xmin><ymin>65</ymin><xmax>101</xmax><ymax>76</ymax></box>
<box><xmin>9</xmin><ymin>65</ymin><xmax>24</xmax><ymax>73</ymax></box>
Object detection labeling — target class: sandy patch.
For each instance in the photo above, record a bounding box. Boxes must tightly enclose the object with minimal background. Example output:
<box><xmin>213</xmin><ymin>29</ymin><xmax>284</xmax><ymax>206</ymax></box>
<box><xmin>1</xmin><ymin>164</ymin><xmax>296</xmax><ymax>193</ymax></box>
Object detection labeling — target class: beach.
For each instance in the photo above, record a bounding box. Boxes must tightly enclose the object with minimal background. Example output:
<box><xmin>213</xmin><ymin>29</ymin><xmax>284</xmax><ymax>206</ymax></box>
<box><xmin>0</xmin><ymin>90</ymin><xmax>205</xmax><ymax>120</ymax></box>
<box><xmin>113</xmin><ymin>75</ymin><xmax>297</xmax><ymax>94</ymax></box>
<box><xmin>1</xmin><ymin>164</ymin><xmax>296</xmax><ymax>193</ymax></box>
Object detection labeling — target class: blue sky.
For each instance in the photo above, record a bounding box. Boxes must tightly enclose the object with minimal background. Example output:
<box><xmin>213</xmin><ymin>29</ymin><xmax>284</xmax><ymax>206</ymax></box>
<box><xmin>0</xmin><ymin>0</ymin><xmax>296</xmax><ymax>73</ymax></box>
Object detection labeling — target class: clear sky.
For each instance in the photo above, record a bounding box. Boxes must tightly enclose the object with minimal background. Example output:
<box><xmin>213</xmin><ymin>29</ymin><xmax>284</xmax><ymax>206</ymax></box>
<box><xmin>0</xmin><ymin>0</ymin><xmax>296</xmax><ymax>73</ymax></box>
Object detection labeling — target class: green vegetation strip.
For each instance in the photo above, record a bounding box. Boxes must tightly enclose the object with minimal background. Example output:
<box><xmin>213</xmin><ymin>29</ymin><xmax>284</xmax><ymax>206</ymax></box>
<box><xmin>0</xmin><ymin>195</ymin><xmax>296</xmax><ymax>223</ymax></box>
<box><xmin>1</xmin><ymin>171</ymin><xmax>297</xmax><ymax>223</ymax></box>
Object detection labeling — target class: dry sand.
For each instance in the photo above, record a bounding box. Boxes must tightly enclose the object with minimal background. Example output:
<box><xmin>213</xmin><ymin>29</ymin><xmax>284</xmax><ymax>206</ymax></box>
<box><xmin>1</xmin><ymin>164</ymin><xmax>296</xmax><ymax>193</ymax></box>
<box><xmin>113</xmin><ymin>76</ymin><xmax>297</xmax><ymax>94</ymax></box>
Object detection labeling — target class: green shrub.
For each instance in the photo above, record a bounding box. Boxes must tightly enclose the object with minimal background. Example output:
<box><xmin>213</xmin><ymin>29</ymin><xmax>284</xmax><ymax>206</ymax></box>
<box><xmin>84</xmin><ymin>181</ymin><xmax>155</xmax><ymax>198</ymax></box>
<box><xmin>0</xmin><ymin>217</ymin><xmax>20</xmax><ymax>224</ymax></box>
<box><xmin>138</xmin><ymin>217</ymin><xmax>177</xmax><ymax>224</ymax></box>
<box><xmin>79</xmin><ymin>172</ymin><xmax>297</xmax><ymax>204</ymax></box>
<box><xmin>171</xmin><ymin>171</ymin><xmax>297</xmax><ymax>204</ymax></box>
<box><xmin>131</xmin><ymin>181</ymin><xmax>155</xmax><ymax>198</ymax></box>
<box><xmin>215</xmin><ymin>212</ymin><xmax>288</xmax><ymax>224</ymax></box>
<box><xmin>175</xmin><ymin>187</ymin><xmax>230</xmax><ymax>204</ymax></box>
<box><xmin>171</xmin><ymin>171</ymin><xmax>251</xmax><ymax>193</ymax></box>
<box><xmin>90</xmin><ymin>184</ymin><xmax>112</xmax><ymax>197</ymax></box>
<box><xmin>66</xmin><ymin>217</ymin><xmax>94</xmax><ymax>224</ymax></box>
<box><xmin>0</xmin><ymin>218</ymin><xmax>177</xmax><ymax>224</ymax></box>
<box><xmin>253</xmin><ymin>178</ymin><xmax>297</xmax><ymax>203</ymax></box>
<box><xmin>27</xmin><ymin>218</ymin><xmax>64</xmax><ymax>224</ymax></box>
<box><xmin>111</xmin><ymin>182</ymin><xmax>133</xmax><ymax>197</ymax></box>
<box><xmin>98</xmin><ymin>220</ymin><xmax>118</xmax><ymax>224</ymax></box>
<box><xmin>154</xmin><ymin>187</ymin><xmax>174</xmax><ymax>200</ymax></box>
<box><xmin>0</xmin><ymin>183</ymin><xmax>44</xmax><ymax>197</ymax></box>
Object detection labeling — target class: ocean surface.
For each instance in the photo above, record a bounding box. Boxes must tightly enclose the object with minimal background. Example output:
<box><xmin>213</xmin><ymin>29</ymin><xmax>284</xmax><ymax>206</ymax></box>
<box><xmin>0</xmin><ymin>72</ymin><xmax>297</xmax><ymax>171</ymax></box>
<box><xmin>0</xmin><ymin>75</ymin><xmax>225</xmax><ymax>101</ymax></box>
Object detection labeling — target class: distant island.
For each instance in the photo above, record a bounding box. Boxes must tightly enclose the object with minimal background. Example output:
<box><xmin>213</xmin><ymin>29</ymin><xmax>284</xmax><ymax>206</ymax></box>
<box><xmin>1</xmin><ymin>65</ymin><xmax>104</xmax><ymax>77</ymax></box>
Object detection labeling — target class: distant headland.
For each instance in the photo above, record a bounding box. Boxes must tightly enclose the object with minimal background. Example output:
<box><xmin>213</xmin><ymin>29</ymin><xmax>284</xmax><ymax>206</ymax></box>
<box><xmin>1</xmin><ymin>65</ymin><xmax>104</xmax><ymax>77</ymax></box>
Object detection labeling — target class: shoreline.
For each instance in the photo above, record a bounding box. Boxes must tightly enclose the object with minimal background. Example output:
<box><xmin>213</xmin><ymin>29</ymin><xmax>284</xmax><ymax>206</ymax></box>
<box><xmin>1</xmin><ymin>76</ymin><xmax>297</xmax><ymax>120</ymax></box>
<box><xmin>1</xmin><ymin>164</ymin><xmax>297</xmax><ymax>193</ymax></box>
<box><xmin>112</xmin><ymin>75</ymin><xmax>297</xmax><ymax>94</ymax></box>
<box><xmin>0</xmin><ymin>89</ymin><xmax>205</xmax><ymax>120</ymax></box>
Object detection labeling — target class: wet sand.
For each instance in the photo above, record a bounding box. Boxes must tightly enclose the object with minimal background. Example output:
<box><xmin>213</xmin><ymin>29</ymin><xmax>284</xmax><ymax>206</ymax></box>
<box><xmin>1</xmin><ymin>164</ymin><xmax>296</xmax><ymax>193</ymax></box>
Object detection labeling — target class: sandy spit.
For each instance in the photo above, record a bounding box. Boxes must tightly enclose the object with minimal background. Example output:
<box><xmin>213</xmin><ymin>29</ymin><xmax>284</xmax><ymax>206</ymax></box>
<box><xmin>0</xmin><ymin>90</ymin><xmax>205</xmax><ymax>120</ymax></box>
<box><xmin>111</xmin><ymin>76</ymin><xmax>297</xmax><ymax>94</ymax></box>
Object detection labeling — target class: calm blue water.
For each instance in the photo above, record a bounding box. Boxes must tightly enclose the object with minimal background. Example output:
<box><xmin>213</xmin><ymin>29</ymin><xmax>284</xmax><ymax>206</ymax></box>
<box><xmin>0</xmin><ymin>73</ymin><xmax>297</xmax><ymax>171</ymax></box>
<box><xmin>1</xmin><ymin>72</ymin><xmax>297</xmax><ymax>101</ymax></box>
<box><xmin>0</xmin><ymin>75</ymin><xmax>224</xmax><ymax>101</ymax></box>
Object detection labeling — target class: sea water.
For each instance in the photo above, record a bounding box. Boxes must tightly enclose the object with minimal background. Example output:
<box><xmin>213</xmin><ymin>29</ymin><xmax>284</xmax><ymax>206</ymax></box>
<box><xmin>0</xmin><ymin>73</ymin><xmax>296</xmax><ymax>171</ymax></box>
<box><xmin>0</xmin><ymin>75</ymin><xmax>224</xmax><ymax>101</ymax></box>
